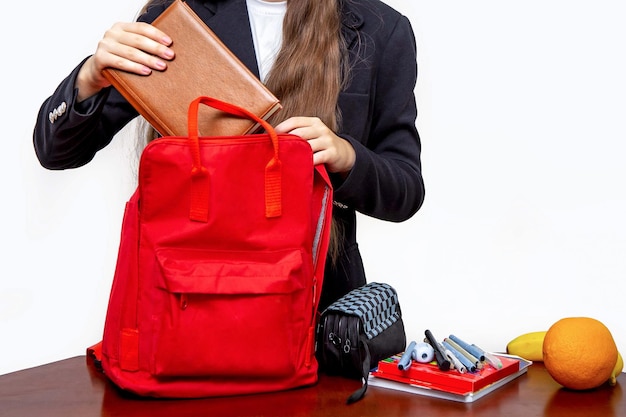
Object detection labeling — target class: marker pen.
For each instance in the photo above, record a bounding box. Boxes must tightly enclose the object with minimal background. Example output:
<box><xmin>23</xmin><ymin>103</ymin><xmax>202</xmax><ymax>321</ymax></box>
<box><xmin>424</xmin><ymin>329</ymin><xmax>451</xmax><ymax>371</ymax></box>
<box><xmin>442</xmin><ymin>340</ymin><xmax>476</xmax><ymax>373</ymax></box>
<box><xmin>397</xmin><ymin>341</ymin><xmax>417</xmax><ymax>370</ymax></box>
<box><xmin>444</xmin><ymin>338</ymin><xmax>482</xmax><ymax>369</ymax></box>
<box><xmin>483</xmin><ymin>350</ymin><xmax>504</xmax><ymax>369</ymax></box>
<box><xmin>448</xmin><ymin>334</ymin><xmax>485</xmax><ymax>361</ymax></box>
<box><xmin>470</xmin><ymin>344</ymin><xmax>504</xmax><ymax>369</ymax></box>
<box><xmin>443</xmin><ymin>346</ymin><xmax>467</xmax><ymax>373</ymax></box>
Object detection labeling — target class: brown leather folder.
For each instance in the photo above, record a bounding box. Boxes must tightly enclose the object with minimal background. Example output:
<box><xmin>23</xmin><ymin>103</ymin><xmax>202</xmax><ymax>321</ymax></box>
<box><xmin>102</xmin><ymin>0</ymin><xmax>281</xmax><ymax>137</ymax></box>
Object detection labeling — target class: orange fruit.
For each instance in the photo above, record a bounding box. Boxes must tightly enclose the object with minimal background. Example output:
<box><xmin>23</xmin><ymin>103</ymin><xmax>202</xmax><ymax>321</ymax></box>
<box><xmin>543</xmin><ymin>317</ymin><xmax>617</xmax><ymax>390</ymax></box>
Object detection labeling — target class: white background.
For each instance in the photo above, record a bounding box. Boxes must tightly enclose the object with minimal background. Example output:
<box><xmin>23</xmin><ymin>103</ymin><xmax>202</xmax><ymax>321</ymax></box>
<box><xmin>1</xmin><ymin>0</ymin><xmax>625</xmax><ymax>375</ymax></box>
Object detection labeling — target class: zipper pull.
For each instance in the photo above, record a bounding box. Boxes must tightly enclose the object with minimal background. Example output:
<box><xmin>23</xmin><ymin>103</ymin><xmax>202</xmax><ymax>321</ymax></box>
<box><xmin>179</xmin><ymin>294</ymin><xmax>188</xmax><ymax>310</ymax></box>
<box><xmin>343</xmin><ymin>337</ymin><xmax>351</xmax><ymax>354</ymax></box>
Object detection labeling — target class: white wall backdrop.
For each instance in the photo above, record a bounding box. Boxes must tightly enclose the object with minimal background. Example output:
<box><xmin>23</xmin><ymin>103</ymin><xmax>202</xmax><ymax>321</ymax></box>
<box><xmin>2</xmin><ymin>0</ymin><xmax>625</xmax><ymax>375</ymax></box>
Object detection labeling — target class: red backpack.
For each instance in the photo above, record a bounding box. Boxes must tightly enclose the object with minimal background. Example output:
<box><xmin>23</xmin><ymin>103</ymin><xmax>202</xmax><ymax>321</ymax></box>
<box><xmin>89</xmin><ymin>97</ymin><xmax>333</xmax><ymax>397</ymax></box>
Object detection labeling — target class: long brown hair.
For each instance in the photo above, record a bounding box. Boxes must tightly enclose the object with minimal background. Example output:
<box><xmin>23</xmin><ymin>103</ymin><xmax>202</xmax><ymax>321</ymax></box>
<box><xmin>265</xmin><ymin>0</ymin><xmax>346</xmax><ymax>130</ymax></box>
<box><xmin>266</xmin><ymin>0</ymin><xmax>347</xmax><ymax>263</ymax></box>
<box><xmin>138</xmin><ymin>0</ymin><xmax>347</xmax><ymax>261</ymax></box>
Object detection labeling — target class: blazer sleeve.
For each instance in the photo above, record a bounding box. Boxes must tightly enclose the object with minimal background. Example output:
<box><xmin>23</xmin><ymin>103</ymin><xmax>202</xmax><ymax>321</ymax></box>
<box><xmin>32</xmin><ymin>5</ymin><xmax>170</xmax><ymax>170</ymax></box>
<box><xmin>32</xmin><ymin>61</ymin><xmax>137</xmax><ymax>169</ymax></box>
<box><xmin>333</xmin><ymin>14</ymin><xmax>424</xmax><ymax>222</ymax></box>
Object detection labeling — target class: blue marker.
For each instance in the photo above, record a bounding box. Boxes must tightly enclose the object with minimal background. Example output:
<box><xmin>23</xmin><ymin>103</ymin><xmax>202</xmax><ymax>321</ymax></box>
<box><xmin>443</xmin><ymin>346</ymin><xmax>467</xmax><ymax>373</ymax></box>
<box><xmin>445</xmin><ymin>338</ymin><xmax>482</xmax><ymax>369</ymax></box>
<box><xmin>442</xmin><ymin>341</ymin><xmax>476</xmax><ymax>372</ymax></box>
<box><xmin>449</xmin><ymin>334</ymin><xmax>485</xmax><ymax>361</ymax></box>
<box><xmin>397</xmin><ymin>341</ymin><xmax>417</xmax><ymax>370</ymax></box>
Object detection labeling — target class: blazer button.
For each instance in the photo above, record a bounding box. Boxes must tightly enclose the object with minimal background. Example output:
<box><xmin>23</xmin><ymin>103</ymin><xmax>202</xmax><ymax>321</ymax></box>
<box><xmin>48</xmin><ymin>101</ymin><xmax>67</xmax><ymax>124</ymax></box>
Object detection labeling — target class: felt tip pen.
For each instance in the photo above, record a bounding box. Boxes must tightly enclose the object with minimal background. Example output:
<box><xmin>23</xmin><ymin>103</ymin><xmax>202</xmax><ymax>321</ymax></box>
<box><xmin>483</xmin><ymin>351</ymin><xmax>504</xmax><ymax>369</ymax></box>
<box><xmin>442</xmin><ymin>341</ymin><xmax>476</xmax><ymax>373</ymax></box>
<box><xmin>397</xmin><ymin>341</ymin><xmax>417</xmax><ymax>371</ymax></box>
<box><xmin>443</xmin><ymin>346</ymin><xmax>467</xmax><ymax>373</ymax></box>
<box><xmin>466</xmin><ymin>342</ymin><xmax>502</xmax><ymax>369</ymax></box>
<box><xmin>470</xmin><ymin>344</ymin><xmax>503</xmax><ymax>369</ymax></box>
<box><xmin>444</xmin><ymin>338</ymin><xmax>482</xmax><ymax>369</ymax></box>
<box><xmin>424</xmin><ymin>330</ymin><xmax>451</xmax><ymax>371</ymax></box>
<box><xmin>422</xmin><ymin>338</ymin><xmax>451</xmax><ymax>368</ymax></box>
<box><xmin>448</xmin><ymin>334</ymin><xmax>485</xmax><ymax>361</ymax></box>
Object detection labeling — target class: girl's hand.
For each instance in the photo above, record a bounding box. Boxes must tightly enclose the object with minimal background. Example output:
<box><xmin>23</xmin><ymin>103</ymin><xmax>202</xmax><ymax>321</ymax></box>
<box><xmin>76</xmin><ymin>22</ymin><xmax>174</xmax><ymax>101</ymax></box>
<box><xmin>275</xmin><ymin>117</ymin><xmax>356</xmax><ymax>174</ymax></box>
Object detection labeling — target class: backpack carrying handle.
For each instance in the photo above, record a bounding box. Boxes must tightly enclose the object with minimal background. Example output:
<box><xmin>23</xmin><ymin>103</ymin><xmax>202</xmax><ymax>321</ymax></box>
<box><xmin>186</xmin><ymin>96</ymin><xmax>282</xmax><ymax>222</ymax></box>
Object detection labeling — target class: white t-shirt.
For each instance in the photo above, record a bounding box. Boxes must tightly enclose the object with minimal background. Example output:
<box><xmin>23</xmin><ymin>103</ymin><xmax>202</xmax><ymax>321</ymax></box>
<box><xmin>246</xmin><ymin>0</ymin><xmax>287</xmax><ymax>83</ymax></box>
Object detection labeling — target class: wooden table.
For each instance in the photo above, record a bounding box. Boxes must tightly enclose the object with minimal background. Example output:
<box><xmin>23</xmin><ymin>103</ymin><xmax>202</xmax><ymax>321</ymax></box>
<box><xmin>0</xmin><ymin>356</ymin><xmax>624</xmax><ymax>416</ymax></box>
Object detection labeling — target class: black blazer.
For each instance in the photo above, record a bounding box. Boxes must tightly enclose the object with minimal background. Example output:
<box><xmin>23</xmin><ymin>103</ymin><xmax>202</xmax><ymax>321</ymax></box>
<box><xmin>33</xmin><ymin>0</ymin><xmax>425</xmax><ymax>309</ymax></box>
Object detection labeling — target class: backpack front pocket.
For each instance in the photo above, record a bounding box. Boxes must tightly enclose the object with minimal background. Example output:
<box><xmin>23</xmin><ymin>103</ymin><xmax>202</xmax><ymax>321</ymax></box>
<box><xmin>151</xmin><ymin>247</ymin><xmax>310</xmax><ymax>378</ymax></box>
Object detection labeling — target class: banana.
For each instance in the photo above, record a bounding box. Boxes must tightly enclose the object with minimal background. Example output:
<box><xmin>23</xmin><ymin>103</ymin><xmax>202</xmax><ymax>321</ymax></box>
<box><xmin>506</xmin><ymin>331</ymin><xmax>547</xmax><ymax>362</ymax></box>
<box><xmin>609</xmin><ymin>351</ymin><xmax>623</xmax><ymax>386</ymax></box>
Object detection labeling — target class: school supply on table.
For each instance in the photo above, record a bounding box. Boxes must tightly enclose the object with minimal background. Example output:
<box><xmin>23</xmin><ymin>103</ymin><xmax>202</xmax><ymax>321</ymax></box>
<box><xmin>103</xmin><ymin>0</ymin><xmax>281</xmax><ymax>137</ymax></box>
<box><xmin>368</xmin><ymin>331</ymin><xmax>532</xmax><ymax>403</ymax></box>
<box><xmin>424</xmin><ymin>329</ymin><xmax>451</xmax><ymax>371</ymax></box>
<box><xmin>397</xmin><ymin>341</ymin><xmax>417</xmax><ymax>370</ymax></box>
<box><xmin>88</xmin><ymin>96</ymin><xmax>333</xmax><ymax>397</ymax></box>
<box><xmin>369</xmin><ymin>353</ymin><xmax>531</xmax><ymax>402</ymax></box>
<box><xmin>411</xmin><ymin>342</ymin><xmax>435</xmax><ymax>364</ymax></box>
<box><xmin>316</xmin><ymin>282</ymin><xmax>407</xmax><ymax>404</ymax></box>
